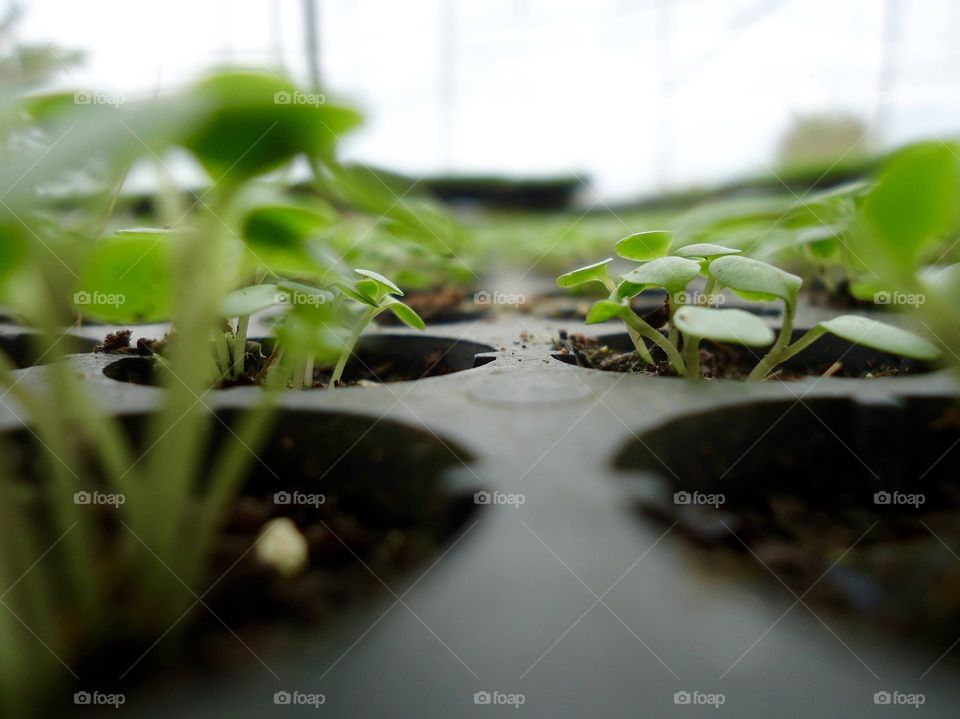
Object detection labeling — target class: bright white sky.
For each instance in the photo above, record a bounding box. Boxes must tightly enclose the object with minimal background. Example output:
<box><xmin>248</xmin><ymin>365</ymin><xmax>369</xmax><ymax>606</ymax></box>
<box><xmin>16</xmin><ymin>0</ymin><xmax>960</xmax><ymax>200</ymax></box>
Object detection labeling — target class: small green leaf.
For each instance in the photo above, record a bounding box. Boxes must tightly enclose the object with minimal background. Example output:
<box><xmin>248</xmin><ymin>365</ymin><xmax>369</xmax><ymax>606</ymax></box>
<box><xmin>75</xmin><ymin>229</ymin><xmax>176</xmax><ymax>322</ymax></box>
<box><xmin>673</xmin><ymin>306</ymin><xmax>774</xmax><ymax>346</ymax></box>
<box><xmin>183</xmin><ymin>71</ymin><xmax>362</xmax><ymax>182</ymax></box>
<box><xmin>708</xmin><ymin>255</ymin><xmax>801</xmax><ymax>303</ymax></box>
<box><xmin>615</xmin><ymin>280</ymin><xmax>645</xmax><ymax>301</ymax></box>
<box><xmin>253</xmin><ymin>203</ymin><xmax>337</xmax><ymax>235</ymax></box>
<box><xmin>586</xmin><ymin>300</ymin><xmax>625</xmax><ymax>324</ymax></box>
<box><xmin>819</xmin><ymin>315</ymin><xmax>941</xmax><ymax>361</ymax></box>
<box><xmin>849</xmin><ymin>276</ymin><xmax>888</xmax><ymax>302</ymax></box>
<box><xmin>381</xmin><ymin>296</ymin><xmax>425</xmax><ymax>330</ymax></box>
<box><xmin>623</xmin><ymin>256</ymin><xmax>701</xmax><ymax>293</ymax></box>
<box><xmin>805</xmin><ymin>238</ymin><xmax>839</xmax><ymax>259</ymax></box>
<box><xmin>354</xmin><ymin>269</ymin><xmax>402</xmax><ymax>296</ymax></box>
<box><xmin>557</xmin><ymin>258</ymin><xmax>613</xmax><ymax>288</ymax></box>
<box><xmin>615</xmin><ymin>231</ymin><xmax>672</xmax><ymax>261</ymax></box>
<box><xmin>335</xmin><ymin>282</ymin><xmax>378</xmax><ymax>307</ymax></box>
<box><xmin>222</xmin><ymin>284</ymin><xmax>281</xmax><ymax>317</ymax></box>
<box><xmin>241</xmin><ymin>203</ymin><xmax>337</xmax><ymax>275</ymax></box>
<box><xmin>674</xmin><ymin>243</ymin><xmax>741</xmax><ymax>260</ymax></box>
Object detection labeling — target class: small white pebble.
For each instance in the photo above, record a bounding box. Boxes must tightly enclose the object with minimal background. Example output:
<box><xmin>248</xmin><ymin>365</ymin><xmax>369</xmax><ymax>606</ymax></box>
<box><xmin>255</xmin><ymin>518</ymin><xmax>309</xmax><ymax>577</ymax></box>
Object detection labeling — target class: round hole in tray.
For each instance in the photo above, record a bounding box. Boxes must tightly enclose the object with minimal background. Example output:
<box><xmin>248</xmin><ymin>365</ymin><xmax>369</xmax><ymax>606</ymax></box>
<box><xmin>1</xmin><ymin>408</ymin><xmax>479</xmax><ymax>697</ymax></box>
<box><xmin>614</xmin><ymin>395</ymin><xmax>960</xmax><ymax>640</ymax></box>
<box><xmin>552</xmin><ymin>329</ymin><xmax>934</xmax><ymax>379</ymax></box>
<box><xmin>103</xmin><ymin>333</ymin><xmax>497</xmax><ymax>388</ymax></box>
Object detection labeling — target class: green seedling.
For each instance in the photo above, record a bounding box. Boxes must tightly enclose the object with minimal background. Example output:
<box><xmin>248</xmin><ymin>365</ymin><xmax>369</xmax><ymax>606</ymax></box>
<box><xmin>220</xmin><ymin>280</ymin><xmax>335</xmax><ymax>383</ymax></box>
<box><xmin>558</xmin><ymin>231</ymin><xmax>940</xmax><ymax>380</ymax></box>
<box><xmin>214</xmin><ymin>269</ymin><xmax>424</xmax><ymax>390</ymax></box>
<box><xmin>328</xmin><ymin>269</ymin><xmax>425</xmax><ymax>388</ymax></box>
<box><xmin>673</xmin><ymin>306</ymin><xmax>774</xmax><ymax>377</ymax></box>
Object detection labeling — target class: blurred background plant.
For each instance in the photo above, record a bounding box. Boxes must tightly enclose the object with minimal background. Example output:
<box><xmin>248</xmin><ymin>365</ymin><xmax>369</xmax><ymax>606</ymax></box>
<box><xmin>0</xmin><ymin>48</ymin><xmax>464</xmax><ymax>712</ymax></box>
<box><xmin>776</xmin><ymin>112</ymin><xmax>872</xmax><ymax>171</ymax></box>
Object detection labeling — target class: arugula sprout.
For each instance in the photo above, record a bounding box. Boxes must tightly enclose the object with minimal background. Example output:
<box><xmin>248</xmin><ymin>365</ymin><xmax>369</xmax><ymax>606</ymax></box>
<box><xmin>327</xmin><ymin>269</ymin><xmax>425</xmax><ymax>389</ymax></box>
<box><xmin>216</xmin><ymin>268</ymin><xmax>424</xmax><ymax>390</ymax></box>
<box><xmin>558</xmin><ymin>231</ymin><xmax>940</xmax><ymax>380</ymax></box>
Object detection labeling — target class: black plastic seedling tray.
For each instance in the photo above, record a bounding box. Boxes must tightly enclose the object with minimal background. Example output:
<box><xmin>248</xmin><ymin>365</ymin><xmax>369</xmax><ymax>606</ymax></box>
<box><xmin>3</xmin><ymin>299</ymin><xmax>959</xmax><ymax>718</ymax></box>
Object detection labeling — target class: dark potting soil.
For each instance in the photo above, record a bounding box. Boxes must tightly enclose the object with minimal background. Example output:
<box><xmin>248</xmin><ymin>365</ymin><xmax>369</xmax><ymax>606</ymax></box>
<box><xmin>624</xmin><ymin>400</ymin><xmax>960</xmax><ymax>642</ymax></box>
<box><xmin>39</xmin><ymin>411</ymin><xmax>477</xmax><ymax>698</ymax></box>
<box><xmin>554</xmin><ymin>331</ymin><xmax>914</xmax><ymax>380</ymax></box>
<box><xmin>643</xmin><ymin>475</ymin><xmax>960</xmax><ymax>641</ymax></box>
<box><xmin>374</xmin><ymin>286</ymin><xmax>479</xmax><ymax>325</ymax></box>
<box><xmin>97</xmin><ymin>331</ymin><xmax>457</xmax><ymax>389</ymax></box>
<box><xmin>197</xmin><ymin>476</ymin><xmax>467</xmax><ymax>656</ymax></box>
<box><xmin>94</xmin><ymin>329</ymin><xmax>167</xmax><ymax>356</ymax></box>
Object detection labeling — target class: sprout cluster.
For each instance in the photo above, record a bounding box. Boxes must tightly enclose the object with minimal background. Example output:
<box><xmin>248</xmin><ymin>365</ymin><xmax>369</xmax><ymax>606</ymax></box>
<box><xmin>558</xmin><ymin>231</ymin><xmax>940</xmax><ymax>380</ymax></box>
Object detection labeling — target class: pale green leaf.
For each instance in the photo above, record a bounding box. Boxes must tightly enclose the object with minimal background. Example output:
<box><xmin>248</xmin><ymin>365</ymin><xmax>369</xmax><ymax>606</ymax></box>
<box><xmin>623</xmin><ymin>256</ymin><xmax>701</xmax><ymax>293</ymax></box>
<box><xmin>381</xmin><ymin>296</ymin><xmax>425</xmax><ymax>330</ymax></box>
<box><xmin>615</xmin><ymin>231</ymin><xmax>672</xmax><ymax>261</ymax></box>
<box><xmin>557</xmin><ymin>258</ymin><xmax>613</xmax><ymax>288</ymax></box>
<box><xmin>615</xmin><ymin>280</ymin><xmax>645</xmax><ymax>301</ymax></box>
<box><xmin>222</xmin><ymin>284</ymin><xmax>281</xmax><ymax>317</ymax></box>
<box><xmin>355</xmin><ymin>269</ymin><xmax>402</xmax><ymax>296</ymax></box>
<box><xmin>819</xmin><ymin>315</ymin><xmax>940</xmax><ymax>361</ymax></box>
<box><xmin>674</xmin><ymin>243</ymin><xmax>741</xmax><ymax>260</ymax></box>
<box><xmin>708</xmin><ymin>255</ymin><xmax>801</xmax><ymax>303</ymax></box>
<box><xmin>673</xmin><ymin>306</ymin><xmax>774</xmax><ymax>346</ymax></box>
<box><xmin>586</xmin><ymin>299</ymin><xmax>625</xmax><ymax>324</ymax></box>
